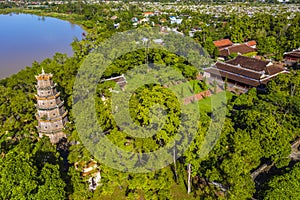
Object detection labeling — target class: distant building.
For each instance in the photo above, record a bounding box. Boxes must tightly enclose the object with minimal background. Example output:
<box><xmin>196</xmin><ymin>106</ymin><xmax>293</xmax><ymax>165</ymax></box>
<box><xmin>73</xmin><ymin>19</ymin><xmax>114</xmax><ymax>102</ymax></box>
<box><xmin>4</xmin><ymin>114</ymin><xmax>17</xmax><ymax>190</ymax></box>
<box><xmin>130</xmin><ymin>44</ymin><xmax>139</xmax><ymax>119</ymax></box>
<box><xmin>114</xmin><ymin>23</ymin><xmax>120</xmax><ymax>29</ymax></box>
<box><xmin>74</xmin><ymin>160</ymin><xmax>101</xmax><ymax>191</ymax></box>
<box><xmin>159</xmin><ymin>18</ymin><xmax>167</xmax><ymax>23</ymax></box>
<box><xmin>110</xmin><ymin>15</ymin><xmax>118</xmax><ymax>20</ymax></box>
<box><xmin>204</xmin><ymin>55</ymin><xmax>287</xmax><ymax>88</ymax></box>
<box><xmin>245</xmin><ymin>40</ymin><xmax>257</xmax><ymax>49</ymax></box>
<box><xmin>153</xmin><ymin>39</ymin><xmax>164</xmax><ymax>45</ymax></box>
<box><xmin>102</xmin><ymin>74</ymin><xmax>127</xmax><ymax>90</ymax></box>
<box><xmin>138</xmin><ymin>18</ymin><xmax>149</xmax><ymax>24</ymax></box>
<box><xmin>214</xmin><ymin>39</ymin><xmax>257</xmax><ymax>59</ymax></box>
<box><xmin>189</xmin><ymin>28</ymin><xmax>202</xmax><ymax>37</ymax></box>
<box><xmin>213</xmin><ymin>39</ymin><xmax>233</xmax><ymax>50</ymax></box>
<box><xmin>35</xmin><ymin>69</ymin><xmax>68</xmax><ymax>144</ymax></box>
<box><xmin>131</xmin><ymin>17</ymin><xmax>138</xmax><ymax>23</ymax></box>
<box><xmin>170</xmin><ymin>16</ymin><xmax>183</xmax><ymax>25</ymax></box>
<box><xmin>143</xmin><ymin>12</ymin><xmax>154</xmax><ymax>18</ymax></box>
<box><xmin>283</xmin><ymin>49</ymin><xmax>300</xmax><ymax>66</ymax></box>
<box><xmin>82</xmin><ymin>160</ymin><xmax>98</xmax><ymax>177</ymax></box>
<box><xmin>219</xmin><ymin>44</ymin><xmax>256</xmax><ymax>58</ymax></box>
<box><xmin>290</xmin><ymin>139</ymin><xmax>300</xmax><ymax>161</ymax></box>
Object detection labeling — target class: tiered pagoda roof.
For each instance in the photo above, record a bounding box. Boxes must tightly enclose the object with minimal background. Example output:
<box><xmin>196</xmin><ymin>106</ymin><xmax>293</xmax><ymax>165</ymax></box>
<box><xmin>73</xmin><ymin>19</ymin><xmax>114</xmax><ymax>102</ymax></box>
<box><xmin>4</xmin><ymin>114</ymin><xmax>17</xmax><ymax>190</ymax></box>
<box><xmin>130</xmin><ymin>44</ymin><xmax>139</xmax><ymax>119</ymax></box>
<box><xmin>35</xmin><ymin>69</ymin><xmax>68</xmax><ymax>143</ymax></box>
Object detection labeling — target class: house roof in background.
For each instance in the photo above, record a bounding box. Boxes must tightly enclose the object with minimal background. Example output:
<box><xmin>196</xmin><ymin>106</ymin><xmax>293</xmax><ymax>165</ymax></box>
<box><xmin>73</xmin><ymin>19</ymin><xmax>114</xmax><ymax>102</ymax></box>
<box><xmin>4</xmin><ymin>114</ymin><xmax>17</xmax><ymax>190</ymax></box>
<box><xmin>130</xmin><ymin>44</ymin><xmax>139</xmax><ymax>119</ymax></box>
<box><xmin>219</xmin><ymin>44</ymin><xmax>256</xmax><ymax>57</ymax></box>
<box><xmin>213</xmin><ymin>39</ymin><xmax>233</xmax><ymax>48</ymax></box>
<box><xmin>246</xmin><ymin>40</ymin><xmax>257</xmax><ymax>46</ymax></box>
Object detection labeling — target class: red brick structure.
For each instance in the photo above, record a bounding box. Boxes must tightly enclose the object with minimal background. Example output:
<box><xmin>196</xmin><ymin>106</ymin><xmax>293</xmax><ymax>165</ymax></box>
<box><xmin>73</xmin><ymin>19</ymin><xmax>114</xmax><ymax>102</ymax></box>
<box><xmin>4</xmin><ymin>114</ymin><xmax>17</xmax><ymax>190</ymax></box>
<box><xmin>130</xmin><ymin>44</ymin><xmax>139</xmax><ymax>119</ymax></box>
<box><xmin>183</xmin><ymin>90</ymin><xmax>212</xmax><ymax>105</ymax></box>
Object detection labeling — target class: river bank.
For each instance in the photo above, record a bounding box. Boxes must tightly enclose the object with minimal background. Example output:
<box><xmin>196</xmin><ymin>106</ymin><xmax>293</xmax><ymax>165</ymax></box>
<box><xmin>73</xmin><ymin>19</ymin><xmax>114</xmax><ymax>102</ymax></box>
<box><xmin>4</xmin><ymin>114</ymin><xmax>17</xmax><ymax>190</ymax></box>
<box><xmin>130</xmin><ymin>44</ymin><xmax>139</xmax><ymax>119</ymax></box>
<box><xmin>0</xmin><ymin>8</ymin><xmax>89</xmax><ymax>32</ymax></box>
<box><xmin>0</xmin><ymin>11</ymin><xmax>86</xmax><ymax>79</ymax></box>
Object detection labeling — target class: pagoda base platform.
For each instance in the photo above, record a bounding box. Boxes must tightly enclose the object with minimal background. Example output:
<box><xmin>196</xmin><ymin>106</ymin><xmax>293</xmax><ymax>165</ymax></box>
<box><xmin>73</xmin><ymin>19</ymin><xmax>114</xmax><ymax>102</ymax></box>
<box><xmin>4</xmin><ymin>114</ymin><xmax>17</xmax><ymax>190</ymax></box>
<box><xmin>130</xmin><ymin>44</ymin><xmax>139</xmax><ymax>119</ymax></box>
<box><xmin>39</xmin><ymin>132</ymin><xmax>66</xmax><ymax>144</ymax></box>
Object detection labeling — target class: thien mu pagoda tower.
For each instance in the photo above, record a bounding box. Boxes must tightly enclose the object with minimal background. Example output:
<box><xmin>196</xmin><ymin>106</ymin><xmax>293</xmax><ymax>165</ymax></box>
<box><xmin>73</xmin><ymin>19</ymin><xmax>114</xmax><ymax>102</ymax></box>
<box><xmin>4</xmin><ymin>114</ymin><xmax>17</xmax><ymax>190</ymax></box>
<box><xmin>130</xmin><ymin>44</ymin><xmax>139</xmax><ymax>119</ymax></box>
<box><xmin>35</xmin><ymin>69</ymin><xmax>68</xmax><ymax>143</ymax></box>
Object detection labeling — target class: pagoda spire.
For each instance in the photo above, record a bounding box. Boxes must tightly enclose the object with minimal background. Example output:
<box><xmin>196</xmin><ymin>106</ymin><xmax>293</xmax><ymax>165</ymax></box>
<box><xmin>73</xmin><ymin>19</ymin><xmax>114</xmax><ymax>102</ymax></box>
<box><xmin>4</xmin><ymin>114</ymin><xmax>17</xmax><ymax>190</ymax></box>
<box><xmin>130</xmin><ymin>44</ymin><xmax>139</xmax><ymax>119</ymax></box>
<box><xmin>35</xmin><ymin>70</ymin><xmax>68</xmax><ymax>144</ymax></box>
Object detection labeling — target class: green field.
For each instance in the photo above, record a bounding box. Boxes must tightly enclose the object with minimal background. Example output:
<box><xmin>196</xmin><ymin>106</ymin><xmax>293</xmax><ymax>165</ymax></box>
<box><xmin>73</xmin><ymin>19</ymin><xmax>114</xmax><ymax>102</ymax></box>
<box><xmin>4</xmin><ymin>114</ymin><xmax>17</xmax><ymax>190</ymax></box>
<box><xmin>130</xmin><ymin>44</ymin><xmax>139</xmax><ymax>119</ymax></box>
<box><xmin>198</xmin><ymin>91</ymin><xmax>233</xmax><ymax>113</ymax></box>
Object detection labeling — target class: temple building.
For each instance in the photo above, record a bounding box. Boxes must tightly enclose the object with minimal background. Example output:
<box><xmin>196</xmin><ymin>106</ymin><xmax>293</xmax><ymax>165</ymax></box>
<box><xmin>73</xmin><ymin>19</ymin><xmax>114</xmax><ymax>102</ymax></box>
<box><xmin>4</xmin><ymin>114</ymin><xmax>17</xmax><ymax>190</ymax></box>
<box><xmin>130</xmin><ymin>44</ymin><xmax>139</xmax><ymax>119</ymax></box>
<box><xmin>35</xmin><ymin>69</ymin><xmax>68</xmax><ymax>143</ymax></box>
<box><xmin>213</xmin><ymin>39</ymin><xmax>257</xmax><ymax>59</ymax></box>
<box><xmin>203</xmin><ymin>55</ymin><xmax>288</xmax><ymax>88</ymax></box>
<box><xmin>218</xmin><ymin>44</ymin><xmax>256</xmax><ymax>58</ymax></box>
<box><xmin>101</xmin><ymin>74</ymin><xmax>127</xmax><ymax>90</ymax></box>
<box><xmin>283</xmin><ymin>49</ymin><xmax>300</xmax><ymax>66</ymax></box>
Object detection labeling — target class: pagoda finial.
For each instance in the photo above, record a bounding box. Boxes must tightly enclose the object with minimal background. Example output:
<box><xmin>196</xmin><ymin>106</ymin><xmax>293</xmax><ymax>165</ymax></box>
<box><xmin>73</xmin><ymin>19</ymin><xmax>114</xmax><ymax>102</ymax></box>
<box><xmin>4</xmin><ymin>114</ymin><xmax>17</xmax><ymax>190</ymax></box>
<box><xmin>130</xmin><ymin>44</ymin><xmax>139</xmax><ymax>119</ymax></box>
<box><xmin>42</xmin><ymin>67</ymin><xmax>45</xmax><ymax>74</ymax></box>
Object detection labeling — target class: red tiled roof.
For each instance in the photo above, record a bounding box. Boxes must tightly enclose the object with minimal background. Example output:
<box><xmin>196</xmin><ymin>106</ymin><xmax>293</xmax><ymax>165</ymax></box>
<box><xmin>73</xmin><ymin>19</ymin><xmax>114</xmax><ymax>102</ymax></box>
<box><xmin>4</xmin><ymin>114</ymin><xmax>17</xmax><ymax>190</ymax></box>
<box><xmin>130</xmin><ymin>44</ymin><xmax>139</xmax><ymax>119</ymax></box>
<box><xmin>215</xmin><ymin>62</ymin><xmax>262</xmax><ymax>79</ymax></box>
<box><xmin>213</xmin><ymin>39</ymin><xmax>233</xmax><ymax>48</ymax></box>
<box><xmin>266</xmin><ymin>64</ymin><xmax>285</xmax><ymax>76</ymax></box>
<box><xmin>226</xmin><ymin>55</ymin><xmax>270</xmax><ymax>71</ymax></box>
<box><xmin>219</xmin><ymin>44</ymin><xmax>256</xmax><ymax>57</ymax></box>
<box><xmin>143</xmin><ymin>12</ymin><xmax>154</xmax><ymax>15</ymax></box>
<box><xmin>246</xmin><ymin>40</ymin><xmax>257</xmax><ymax>46</ymax></box>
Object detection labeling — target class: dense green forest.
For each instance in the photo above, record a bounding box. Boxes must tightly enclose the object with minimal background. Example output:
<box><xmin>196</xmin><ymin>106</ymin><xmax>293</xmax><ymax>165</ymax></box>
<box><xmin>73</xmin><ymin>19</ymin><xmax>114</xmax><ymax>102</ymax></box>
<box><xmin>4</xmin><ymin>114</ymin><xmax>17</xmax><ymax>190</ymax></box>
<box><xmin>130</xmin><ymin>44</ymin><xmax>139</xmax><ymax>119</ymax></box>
<box><xmin>1</xmin><ymin>3</ymin><xmax>300</xmax><ymax>199</ymax></box>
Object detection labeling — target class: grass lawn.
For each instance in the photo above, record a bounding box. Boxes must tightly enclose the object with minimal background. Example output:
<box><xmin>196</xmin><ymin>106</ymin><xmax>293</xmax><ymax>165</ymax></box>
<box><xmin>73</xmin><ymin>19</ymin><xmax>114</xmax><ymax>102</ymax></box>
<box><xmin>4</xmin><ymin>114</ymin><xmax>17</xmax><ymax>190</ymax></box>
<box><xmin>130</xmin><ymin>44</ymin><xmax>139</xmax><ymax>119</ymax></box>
<box><xmin>198</xmin><ymin>91</ymin><xmax>234</xmax><ymax>113</ymax></box>
<box><xmin>168</xmin><ymin>80</ymin><xmax>205</xmax><ymax>98</ymax></box>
